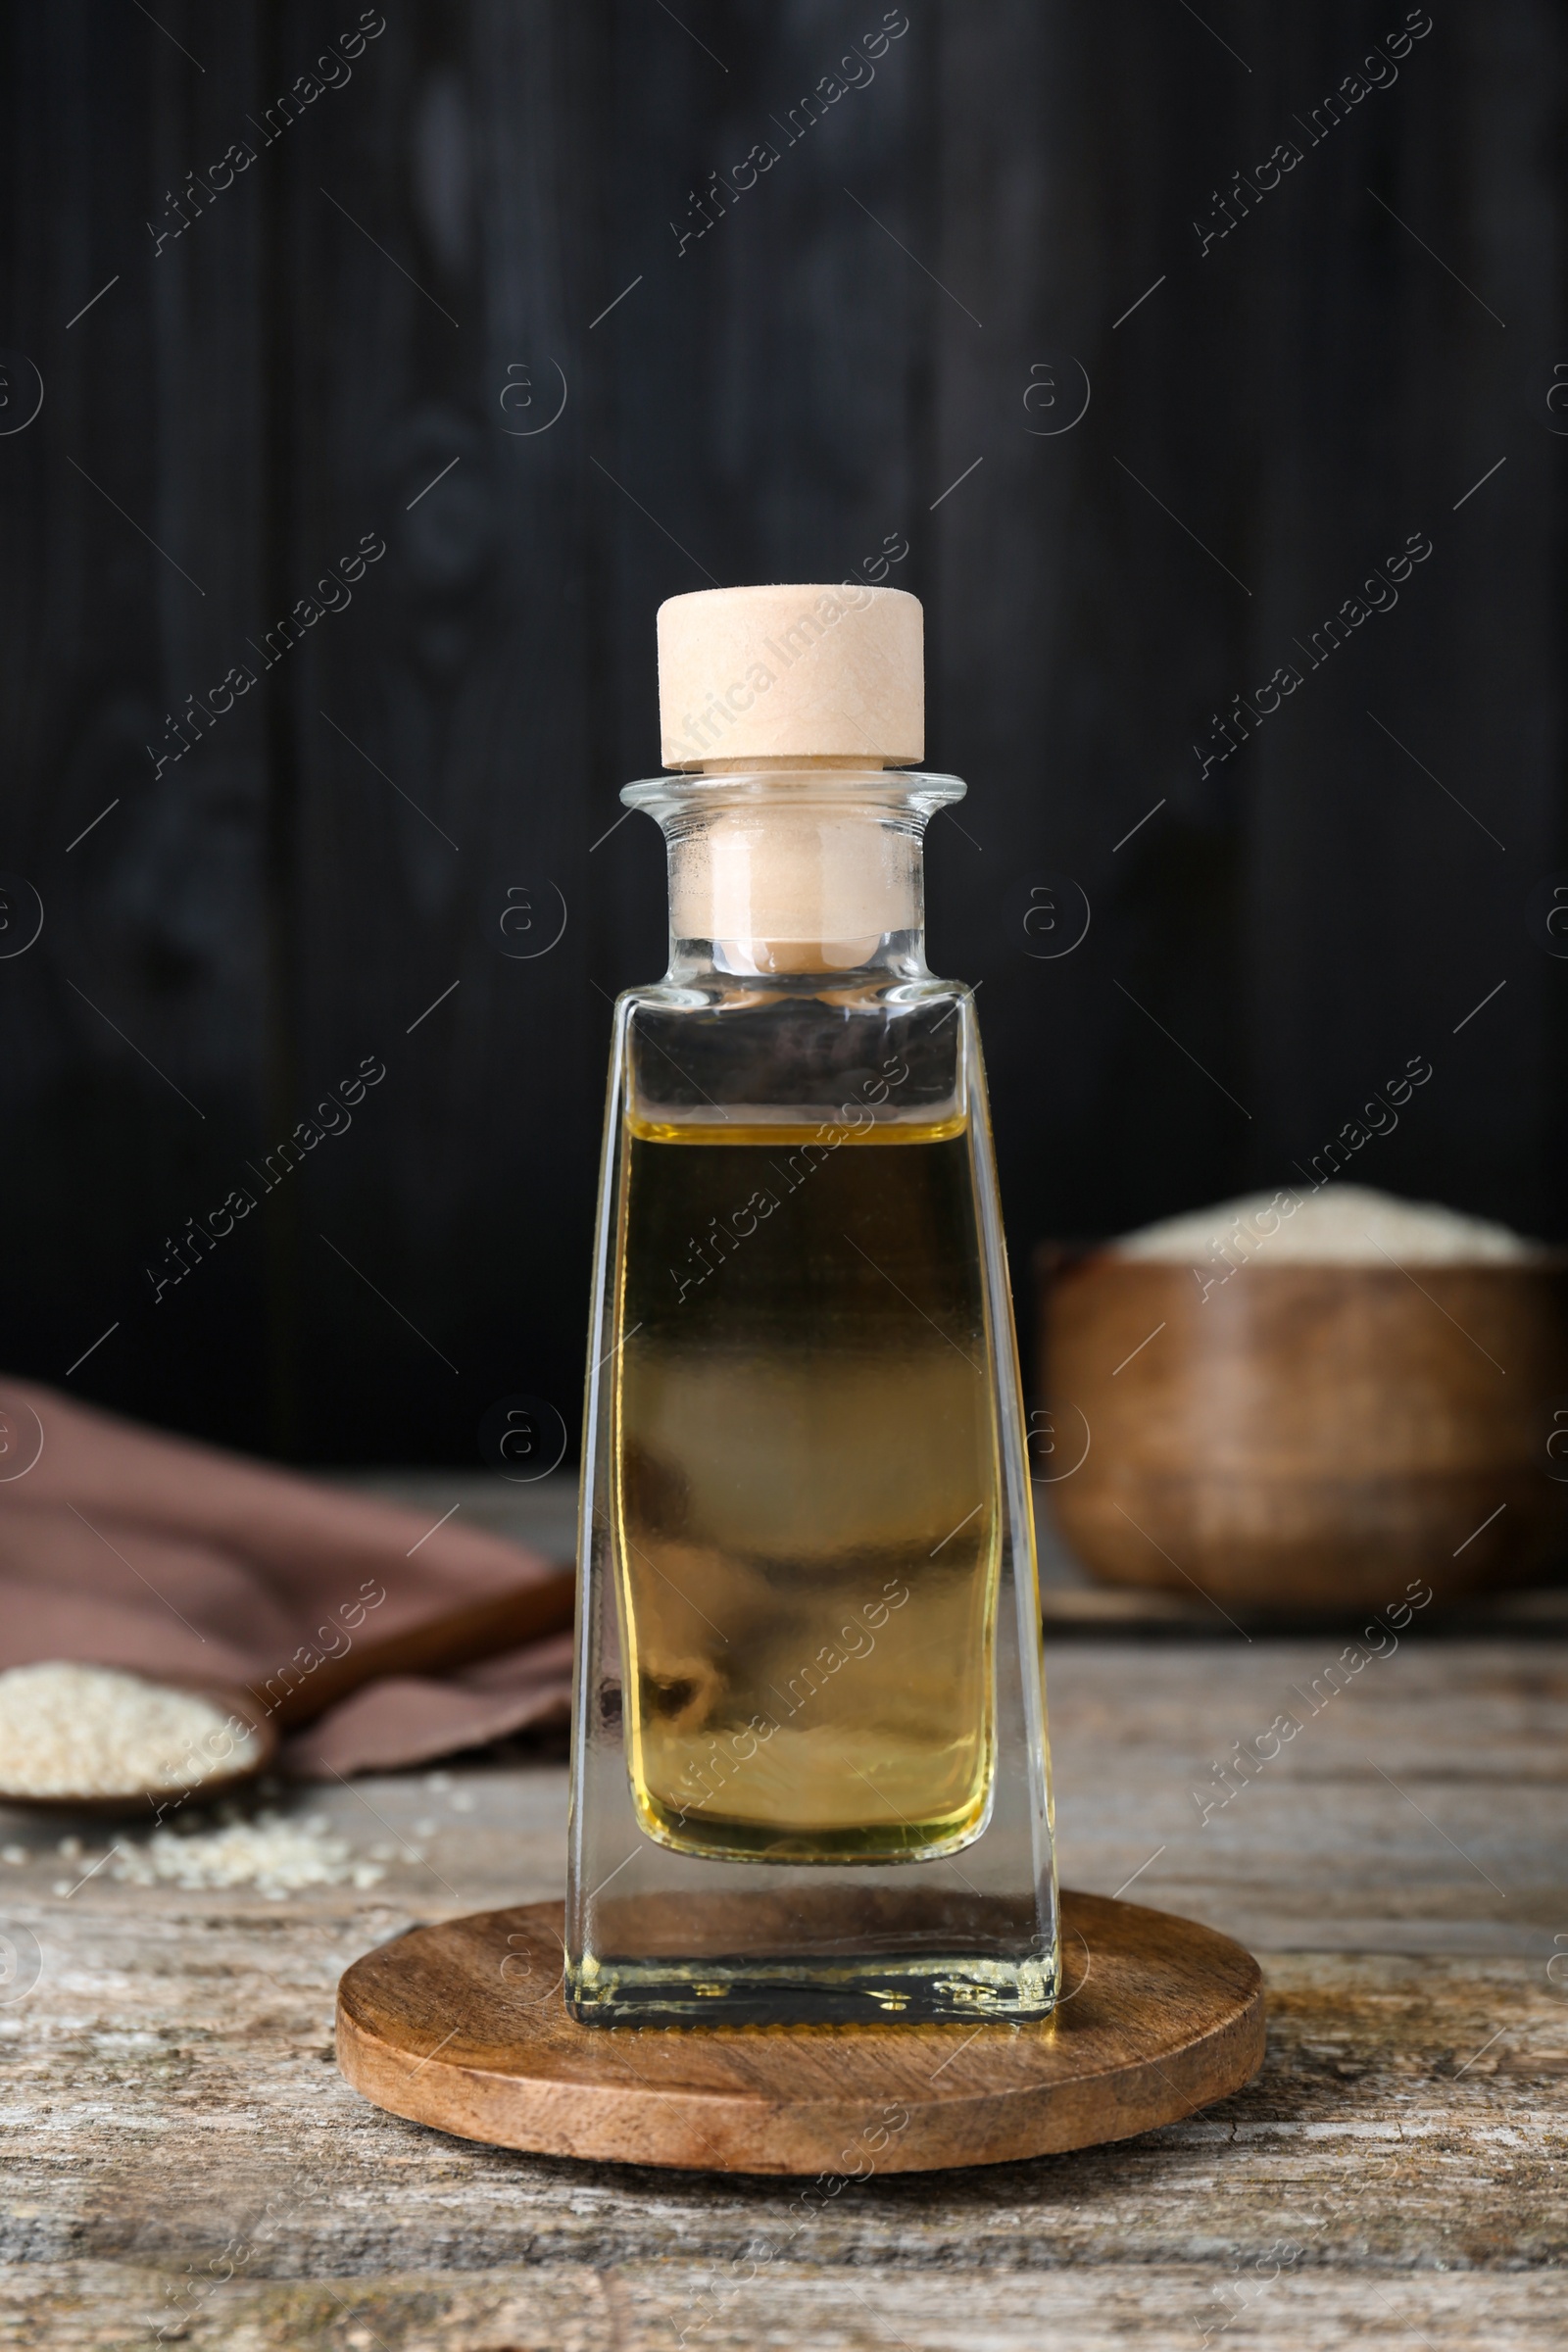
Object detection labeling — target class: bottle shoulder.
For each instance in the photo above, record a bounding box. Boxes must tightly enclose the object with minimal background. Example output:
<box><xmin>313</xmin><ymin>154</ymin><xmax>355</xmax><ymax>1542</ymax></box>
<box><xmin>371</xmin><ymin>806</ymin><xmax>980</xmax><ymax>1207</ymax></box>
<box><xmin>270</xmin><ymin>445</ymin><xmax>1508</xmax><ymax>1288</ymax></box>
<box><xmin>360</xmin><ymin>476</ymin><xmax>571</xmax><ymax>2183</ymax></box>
<box><xmin>614</xmin><ymin>972</ymin><xmax>973</xmax><ymax>1016</ymax></box>
<box><xmin>609</xmin><ymin>976</ymin><xmax>979</xmax><ymax>1132</ymax></box>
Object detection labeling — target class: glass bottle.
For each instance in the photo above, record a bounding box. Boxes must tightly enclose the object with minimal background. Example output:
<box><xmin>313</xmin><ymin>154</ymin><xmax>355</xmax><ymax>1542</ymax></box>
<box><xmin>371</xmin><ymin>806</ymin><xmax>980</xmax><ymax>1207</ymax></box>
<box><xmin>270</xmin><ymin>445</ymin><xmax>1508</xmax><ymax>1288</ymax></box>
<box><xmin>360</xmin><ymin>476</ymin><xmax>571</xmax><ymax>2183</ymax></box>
<box><xmin>566</xmin><ymin>584</ymin><xmax>1057</xmax><ymax>2024</ymax></box>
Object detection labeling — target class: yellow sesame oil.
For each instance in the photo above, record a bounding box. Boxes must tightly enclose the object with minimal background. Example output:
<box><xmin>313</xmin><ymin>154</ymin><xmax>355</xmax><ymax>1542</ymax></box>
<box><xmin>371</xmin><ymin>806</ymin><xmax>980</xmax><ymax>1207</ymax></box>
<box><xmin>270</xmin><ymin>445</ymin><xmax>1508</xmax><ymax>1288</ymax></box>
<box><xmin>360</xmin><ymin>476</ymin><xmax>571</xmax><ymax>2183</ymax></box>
<box><xmin>612</xmin><ymin>1114</ymin><xmax>1001</xmax><ymax>1864</ymax></box>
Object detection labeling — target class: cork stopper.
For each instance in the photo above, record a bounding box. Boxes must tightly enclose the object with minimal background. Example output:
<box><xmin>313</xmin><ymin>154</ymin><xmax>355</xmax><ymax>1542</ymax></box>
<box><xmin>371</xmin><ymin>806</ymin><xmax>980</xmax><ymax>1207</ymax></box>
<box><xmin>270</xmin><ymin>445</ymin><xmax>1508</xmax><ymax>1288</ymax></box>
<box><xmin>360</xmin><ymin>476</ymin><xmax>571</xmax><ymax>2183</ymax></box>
<box><xmin>658</xmin><ymin>584</ymin><xmax>923</xmax><ymax>770</ymax></box>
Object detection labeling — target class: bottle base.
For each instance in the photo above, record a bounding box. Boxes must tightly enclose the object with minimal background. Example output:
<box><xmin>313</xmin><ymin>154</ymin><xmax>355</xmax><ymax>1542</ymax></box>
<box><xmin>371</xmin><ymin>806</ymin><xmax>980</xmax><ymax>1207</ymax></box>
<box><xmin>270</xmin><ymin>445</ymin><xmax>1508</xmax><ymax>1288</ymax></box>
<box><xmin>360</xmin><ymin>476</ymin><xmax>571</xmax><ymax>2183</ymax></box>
<box><xmin>565</xmin><ymin>1949</ymin><xmax>1057</xmax><ymax>2027</ymax></box>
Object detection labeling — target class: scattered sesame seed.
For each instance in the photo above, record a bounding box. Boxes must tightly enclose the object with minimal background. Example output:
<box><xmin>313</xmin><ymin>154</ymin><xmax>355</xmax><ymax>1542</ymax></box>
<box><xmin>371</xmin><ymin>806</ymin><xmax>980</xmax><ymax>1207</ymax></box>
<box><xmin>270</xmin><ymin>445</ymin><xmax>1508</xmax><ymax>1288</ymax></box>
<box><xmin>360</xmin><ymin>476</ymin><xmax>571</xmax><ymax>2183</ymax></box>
<box><xmin>109</xmin><ymin>1812</ymin><xmax>385</xmax><ymax>1898</ymax></box>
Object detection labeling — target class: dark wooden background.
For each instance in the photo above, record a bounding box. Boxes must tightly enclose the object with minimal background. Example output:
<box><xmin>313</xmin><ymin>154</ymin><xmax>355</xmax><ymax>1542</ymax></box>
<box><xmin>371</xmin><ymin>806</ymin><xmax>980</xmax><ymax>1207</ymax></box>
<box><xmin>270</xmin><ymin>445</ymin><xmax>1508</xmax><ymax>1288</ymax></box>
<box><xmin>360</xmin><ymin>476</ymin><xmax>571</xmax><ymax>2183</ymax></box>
<box><xmin>1</xmin><ymin>1</ymin><xmax>1563</xmax><ymax>1464</ymax></box>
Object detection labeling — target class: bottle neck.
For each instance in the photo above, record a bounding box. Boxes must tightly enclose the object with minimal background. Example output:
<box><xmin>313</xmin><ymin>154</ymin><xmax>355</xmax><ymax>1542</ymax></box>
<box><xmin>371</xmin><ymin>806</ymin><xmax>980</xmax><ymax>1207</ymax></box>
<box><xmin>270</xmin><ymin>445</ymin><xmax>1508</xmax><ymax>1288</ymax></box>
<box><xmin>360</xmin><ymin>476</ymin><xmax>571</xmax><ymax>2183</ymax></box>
<box><xmin>622</xmin><ymin>764</ymin><xmax>965</xmax><ymax>982</ymax></box>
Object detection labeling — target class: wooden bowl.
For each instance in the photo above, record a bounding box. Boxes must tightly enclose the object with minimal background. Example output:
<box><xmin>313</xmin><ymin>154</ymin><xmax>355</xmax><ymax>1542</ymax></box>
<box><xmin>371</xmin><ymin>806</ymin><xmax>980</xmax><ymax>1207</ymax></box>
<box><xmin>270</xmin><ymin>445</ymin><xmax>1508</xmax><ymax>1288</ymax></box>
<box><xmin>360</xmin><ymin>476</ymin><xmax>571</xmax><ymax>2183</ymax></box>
<box><xmin>1036</xmin><ymin>1249</ymin><xmax>1568</xmax><ymax>1609</ymax></box>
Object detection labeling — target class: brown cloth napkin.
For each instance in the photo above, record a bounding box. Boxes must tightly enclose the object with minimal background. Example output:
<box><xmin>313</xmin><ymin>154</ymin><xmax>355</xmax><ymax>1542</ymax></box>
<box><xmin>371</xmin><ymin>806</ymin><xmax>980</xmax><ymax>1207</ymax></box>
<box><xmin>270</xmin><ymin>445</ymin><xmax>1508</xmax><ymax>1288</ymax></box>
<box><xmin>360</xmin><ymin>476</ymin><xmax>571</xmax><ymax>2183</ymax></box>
<box><xmin>0</xmin><ymin>1380</ymin><xmax>573</xmax><ymax>1775</ymax></box>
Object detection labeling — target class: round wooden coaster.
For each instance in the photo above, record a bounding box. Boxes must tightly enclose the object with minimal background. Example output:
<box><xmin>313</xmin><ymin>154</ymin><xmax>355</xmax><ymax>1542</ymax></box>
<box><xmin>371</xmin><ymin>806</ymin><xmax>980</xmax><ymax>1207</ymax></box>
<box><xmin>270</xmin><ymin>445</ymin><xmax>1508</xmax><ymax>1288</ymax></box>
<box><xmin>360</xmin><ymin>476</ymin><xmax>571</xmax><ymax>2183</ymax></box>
<box><xmin>335</xmin><ymin>1891</ymin><xmax>1264</xmax><ymax>2175</ymax></box>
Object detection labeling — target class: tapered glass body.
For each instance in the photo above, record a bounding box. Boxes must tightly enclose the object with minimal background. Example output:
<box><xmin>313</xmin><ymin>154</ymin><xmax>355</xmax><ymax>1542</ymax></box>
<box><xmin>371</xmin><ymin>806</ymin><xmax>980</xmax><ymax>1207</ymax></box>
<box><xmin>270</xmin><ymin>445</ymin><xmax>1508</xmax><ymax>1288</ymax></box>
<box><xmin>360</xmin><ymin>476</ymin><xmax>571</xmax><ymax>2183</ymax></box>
<box><xmin>566</xmin><ymin>767</ymin><xmax>1057</xmax><ymax>2023</ymax></box>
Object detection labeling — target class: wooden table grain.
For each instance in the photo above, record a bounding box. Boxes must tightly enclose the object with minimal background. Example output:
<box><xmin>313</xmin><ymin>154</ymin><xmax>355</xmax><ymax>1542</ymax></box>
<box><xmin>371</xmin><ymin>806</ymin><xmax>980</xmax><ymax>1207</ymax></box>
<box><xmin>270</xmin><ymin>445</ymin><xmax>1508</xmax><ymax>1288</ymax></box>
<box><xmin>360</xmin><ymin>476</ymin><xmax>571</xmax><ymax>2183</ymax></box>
<box><xmin>1</xmin><ymin>1497</ymin><xmax>1564</xmax><ymax>2347</ymax></box>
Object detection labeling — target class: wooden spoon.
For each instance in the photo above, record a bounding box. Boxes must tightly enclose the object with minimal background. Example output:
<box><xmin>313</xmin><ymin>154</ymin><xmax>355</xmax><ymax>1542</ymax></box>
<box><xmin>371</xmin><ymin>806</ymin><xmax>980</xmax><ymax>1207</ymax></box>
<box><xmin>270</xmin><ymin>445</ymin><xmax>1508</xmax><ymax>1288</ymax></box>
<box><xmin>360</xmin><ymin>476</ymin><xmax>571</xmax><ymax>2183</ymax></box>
<box><xmin>0</xmin><ymin>1672</ymin><xmax>281</xmax><ymax>1820</ymax></box>
<box><xmin>0</xmin><ymin>1569</ymin><xmax>576</xmax><ymax>1817</ymax></box>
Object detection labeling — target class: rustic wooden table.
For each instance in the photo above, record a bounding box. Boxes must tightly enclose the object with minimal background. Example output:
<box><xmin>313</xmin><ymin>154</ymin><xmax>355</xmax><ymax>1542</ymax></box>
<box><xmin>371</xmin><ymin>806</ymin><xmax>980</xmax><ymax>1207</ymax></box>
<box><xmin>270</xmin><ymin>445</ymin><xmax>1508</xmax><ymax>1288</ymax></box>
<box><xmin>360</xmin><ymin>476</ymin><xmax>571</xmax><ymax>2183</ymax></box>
<box><xmin>1</xmin><ymin>1478</ymin><xmax>1564</xmax><ymax>2348</ymax></box>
